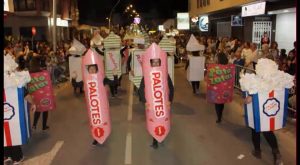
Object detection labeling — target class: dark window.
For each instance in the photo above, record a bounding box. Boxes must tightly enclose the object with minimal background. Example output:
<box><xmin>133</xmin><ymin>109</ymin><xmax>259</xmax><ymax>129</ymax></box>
<box><xmin>207</xmin><ymin>0</ymin><xmax>210</xmax><ymax>5</ymax></box>
<box><xmin>197</xmin><ymin>0</ymin><xmax>199</xmax><ymax>8</ymax></box>
<box><xmin>200</xmin><ymin>0</ymin><xmax>202</xmax><ymax>7</ymax></box>
<box><xmin>19</xmin><ymin>26</ymin><xmax>47</xmax><ymax>42</ymax></box>
<box><xmin>4</xmin><ymin>27</ymin><xmax>13</xmax><ymax>36</ymax></box>
<box><xmin>203</xmin><ymin>0</ymin><xmax>207</xmax><ymax>6</ymax></box>
<box><xmin>14</xmin><ymin>0</ymin><xmax>36</xmax><ymax>11</ymax></box>
<box><xmin>41</xmin><ymin>0</ymin><xmax>50</xmax><ymax>11</ymax></box>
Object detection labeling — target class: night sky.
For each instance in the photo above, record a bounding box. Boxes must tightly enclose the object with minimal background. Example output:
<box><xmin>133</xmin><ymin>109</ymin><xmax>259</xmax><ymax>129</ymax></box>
<box><xmin>77</xmin><ymin>0</ymin><xmax>188</xmax><ymax>26</ymax></box>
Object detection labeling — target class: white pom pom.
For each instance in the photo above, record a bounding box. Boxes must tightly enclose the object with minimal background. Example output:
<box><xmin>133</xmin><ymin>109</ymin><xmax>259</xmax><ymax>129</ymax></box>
<box><xmin>239</xmin><ymin>58</ymin><xmax>294</xmax><ymax>93</ymax></box>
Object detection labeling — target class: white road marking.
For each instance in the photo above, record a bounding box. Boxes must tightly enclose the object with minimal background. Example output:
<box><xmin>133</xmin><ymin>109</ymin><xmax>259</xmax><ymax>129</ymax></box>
<box><xmin>23</xmin><ymin>141</ymin><xmax>64</xmax><ymax>165</ymax></box>
<box><xmin>124</xmin><ymin>132</ymin><xmax>132</xmax><ymax>165</ymax></box>
<box><xmin>127</xmin><ymin>83</ymin><xmax>133</xmax><ymax>121</ymax></box>
<box><xmin>124</xmin><ymin>82</ymin><xmax>134</xmax><ymax>164</ymax></box>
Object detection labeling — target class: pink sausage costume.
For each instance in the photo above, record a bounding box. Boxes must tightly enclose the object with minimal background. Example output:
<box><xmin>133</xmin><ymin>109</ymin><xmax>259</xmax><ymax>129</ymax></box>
<box><xmin>142</xmin><ymin>43</ymin><xmax>170</xmax><ymax>143</ymax></box>
<box><xmin>81</xmin><ymin>49</ymin><xmax>111</xmax><ymax>144</ymax></box>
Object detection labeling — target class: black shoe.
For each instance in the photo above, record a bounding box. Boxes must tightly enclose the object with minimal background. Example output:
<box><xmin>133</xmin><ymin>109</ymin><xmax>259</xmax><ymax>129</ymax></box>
<box><xmin>92</xmin><ymin>140</ymin><xmax>98</xmax><ymax>146</ymax></box>
<box><xmin>32</xmin><ymin>125</ymin><xmax>37</xmax><ymax>130</ymax></box>
<box><xmin>150</xmin><ymin>142</ymin><xmax>158</xmax><ymax>149</ymax></box>
<box><xmin>216</xmin><ymin>119</ymin><xmax>221</xmax><ymax>123</ymax></box>
<box><xmin>42</xmin><ymin>126</ymin><xmax>50</xmax><ymax>131</ymax></box>
<box><xmin>252</xmin><ymin>150</ymin><xmax>262</xmax><ymax>159</ymax></box>
<box><xmin>273</xmin><ymin>151</ymin><xmax>283</xmax><ymax>165</ymax></box>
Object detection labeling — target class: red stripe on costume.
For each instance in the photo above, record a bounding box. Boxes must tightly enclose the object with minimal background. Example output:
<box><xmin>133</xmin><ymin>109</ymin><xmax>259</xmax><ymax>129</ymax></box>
<box><xmin>3</xmin><ymin>90</ymin><xmax>6</xmax><ymax>102</ymax></box>
<box><xmin>270</xmin><ymin>117</ymin><xmax>275</xmax><ymax>131</ymax></box>
<box><xmin>268</xmin><ymin>91</ymin><xmax>275</xmax><ymax>131</ymax></box>
<box><xmin>4</xmin><ymin>121</ymin><xmax>12</xmax><ymax>146</ymax></box>
<box><xmin>269</xmin><ymin>90</ymin><xmax>274</xmax><ymax>98</ymax></box>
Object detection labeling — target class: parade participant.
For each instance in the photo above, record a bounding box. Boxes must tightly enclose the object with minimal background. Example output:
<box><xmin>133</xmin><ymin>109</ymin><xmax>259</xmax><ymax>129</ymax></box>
<box><xmin>103</xmin><ymin>32</ymin><xmax>122</xmax><ymax>96</ymax></box>
<box><xmin>29</xmin><ymin>56</ymin><xmax>54</xmax><ymax>131</ymax></box>
<box><xmin>240</xmin><ymin>59</ymin><xmax>294</xmax><ymax>165</ymax></box>
<box><xmin>90</xmin><ymin>31</ymin><xmax>118</xmax><ymax>98</ymax></box>
<box><xmin>68</xmin><ymin>39</ymin><xmax>86</xmax><ymax>94</ymax></box>
<box><xmin>185</xmin><ymin>34</ymin><xmax>205</xmax><ymax>94</ymax></box>
<box><xmin>4</xmin><ymin>54</ymin><xmax>35</xmax><ymax>164</ymax></box>
<box><xmin>127</xmin><ymin>35</ymin><xmax>145</xmax><ymax>93</ymax></box>
<box><xmin>211</xmin><ymin>51</ymin><xmax>231</xmax><ymax>123</ymax></box>
<box><xmin>244</xmin><ymin>96</ymin><xmax>283</xmax><ymax>165</ymax></box>
<box><xmin>119</xmin><ymin>39</ymin><xmax>130</xmax><ymax>86</ymax></box>
<box><xmin>138</xmin><ymin>43</ymin><xmax>174</xmax><ymax>149</ymax></box>
<box><xmin>82</xmin><ymin>49</ymin><xmax>111</xmax><ymax>145</ymax></box>
<box><xmin>87</xmin><ymin>64</ymin><xmax>111</xmax><ymax>145</ymax></box>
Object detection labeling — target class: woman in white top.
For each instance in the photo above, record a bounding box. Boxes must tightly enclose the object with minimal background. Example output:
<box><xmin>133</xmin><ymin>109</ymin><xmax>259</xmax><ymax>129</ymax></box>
<box><xmin>250</xmin><ymin>43</ymin><xmax>258</xmax><ymax>69</ymax></box>
<box><xmin>270</xmin><ymin>41</ymin><xmax>279</xmax><ymax>63</ymax></box>
<box><xmin>241</xmin><ymin>42</ymin><xmax>254</xmax><ymax>72</ymax></box>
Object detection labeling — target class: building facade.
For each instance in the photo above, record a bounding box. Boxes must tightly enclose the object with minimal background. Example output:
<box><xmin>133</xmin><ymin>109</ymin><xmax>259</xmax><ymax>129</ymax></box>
<box><xmin>4</xmin><ymin>0</ymin><xmax>79</xmax><ymax>43</ymax></box>
<box><xmin>188</xmin><ymin>0</ymin><xmax>296</xmax><ymax>51</ymax></box>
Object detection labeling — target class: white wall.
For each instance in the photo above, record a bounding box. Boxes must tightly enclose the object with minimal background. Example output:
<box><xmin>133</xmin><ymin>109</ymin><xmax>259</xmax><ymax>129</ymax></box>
<box><xmin>275</xmin><ymin>12</ymin><xmax>296</xmax><ymax>53</ymax></box>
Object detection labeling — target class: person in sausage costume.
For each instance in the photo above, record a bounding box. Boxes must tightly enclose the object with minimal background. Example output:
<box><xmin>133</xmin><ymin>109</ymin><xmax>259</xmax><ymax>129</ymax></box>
<box><xmin>82</xmin><ymin>49</ymin><xmax>112</xmax><ymax>146</ymax></box>
<box><xmin>138</xmin><ymin>43</ymin><xmax>174</xmax><ymax>149</ymax></box>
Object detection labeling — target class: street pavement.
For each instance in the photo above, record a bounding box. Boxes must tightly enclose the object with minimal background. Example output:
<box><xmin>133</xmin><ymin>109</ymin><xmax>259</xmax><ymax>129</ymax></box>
<box><xmin>21</xmin><ymin>64</ymin><xmax>296</xmax><ymax>165</ymax></box>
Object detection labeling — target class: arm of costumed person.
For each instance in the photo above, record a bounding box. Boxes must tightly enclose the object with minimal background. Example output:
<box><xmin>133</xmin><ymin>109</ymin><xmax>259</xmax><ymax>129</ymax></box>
<box><xmin>127</xmin><ymin>54</ymin><xmax>132</xmax><ymax>73</ymax></box>
<box><xmin>103</xmin><ymin>77</ymin><xmax>113</xmax><ymax>95</ymax></box>
<box><xmin>244</xmin><ymin>95</ymin><xmax>252</xmax><ymax>104</ymax></box>
<box><xmin>138</xmin><ymin>77</ymin><xmax>146</xmax><ymax>103</ymax></box>
<box><xmin>24</xmin><ymin>88</ymin><xmax>37</xmax><ymax>112</ymax></box>
<box><xmin>185</xmin><ymin>59</ymin><xmax>189</xmax><ymax>70</ymax></box>
<box><xmin>168</xmin><ymin>75</ymin><xmax>174</xmax><ymax>103</ymax></box>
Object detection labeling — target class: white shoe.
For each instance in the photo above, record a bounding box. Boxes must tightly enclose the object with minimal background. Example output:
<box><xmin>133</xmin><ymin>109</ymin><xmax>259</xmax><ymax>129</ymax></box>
<box><xmin>4</xmin><ymin>157</ymin><xmax>12</xmax><ymax>164</ymax></box>
<box><xmin>13</xmin><ymin>157</ymin><xmax>24</xmax><ymax>165</ymax></box>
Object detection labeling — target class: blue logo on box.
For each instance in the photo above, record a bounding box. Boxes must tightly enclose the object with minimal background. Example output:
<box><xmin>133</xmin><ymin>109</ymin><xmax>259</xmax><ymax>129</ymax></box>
<box><xmin>263</xmin><ymin>98</ymin><xmax>280</xmax><ymax>117</ymax></box>
<box><xmin>4</xmin><ymin>103</ymin><xmax>15</xmax><ymax>120</ymax></box>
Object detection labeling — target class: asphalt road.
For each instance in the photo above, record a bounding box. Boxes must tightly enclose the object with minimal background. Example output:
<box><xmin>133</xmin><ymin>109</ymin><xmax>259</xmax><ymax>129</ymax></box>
<box><xmin>21</xmin><ymin>64</ymin><xmax>296</xmax><ymax>165</ymax></box>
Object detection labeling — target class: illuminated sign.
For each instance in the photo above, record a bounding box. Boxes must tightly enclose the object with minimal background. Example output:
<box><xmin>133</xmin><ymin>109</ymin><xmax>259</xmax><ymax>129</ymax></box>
<box><xmin>158</xmin><ymin>25</ymin><xmax>165</xmax><ymax>31</ymax></box>
<box><xmin>231</xmin><ymin>15</ymin><xmax>243</xmax><ymax>26</ymax></box>
<box><xmin>199</xmin><ymin>16</ymin><xmax>208</xmax><ymax>31</ymax></box>
<box><xmin>242</xmin><ymin>1</ymin><xmax>266</xmax><ymax>17</ymax></box>
<box><xmin>177</xmin><ymin>13</ymin><xmax>190</xmax><ymax>30</ymax></box>
<box><xmin>4</xmin><ymin>0</ymin><xmax>9</xmax><ymax>11</ymax></box>
<box><xmin>50</xmin><ymin>18</ymin><xmax>69</xmax><ymax>27</ymax></box>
